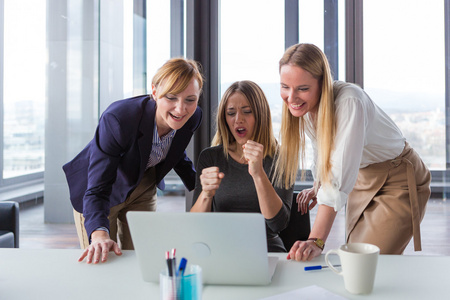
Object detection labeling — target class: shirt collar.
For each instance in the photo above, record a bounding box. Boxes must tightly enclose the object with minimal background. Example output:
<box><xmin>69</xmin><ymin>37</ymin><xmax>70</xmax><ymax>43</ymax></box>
<box><xmin>153</xmin><ymin>120</ymin><xmax>176</xmax><ymax>143</ymax></box>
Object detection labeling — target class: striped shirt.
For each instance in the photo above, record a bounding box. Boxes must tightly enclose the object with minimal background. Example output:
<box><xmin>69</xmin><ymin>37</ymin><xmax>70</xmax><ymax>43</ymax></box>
<box><xmin>146</xmin><ymin>122</ymin><xmax>176</xmax><ymax>169</ymax></box>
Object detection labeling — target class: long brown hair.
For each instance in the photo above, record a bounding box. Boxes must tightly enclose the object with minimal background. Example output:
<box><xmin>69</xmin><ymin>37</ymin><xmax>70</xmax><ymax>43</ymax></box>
<box><xmin>273</xmin><ymin>43</ymin><xmax>335</xmax><ymax>189</ymax></box>
<box><xmin>212</xmin><ymin>80</ymin><xmax>277</xmax><ymax>158</ymax></box>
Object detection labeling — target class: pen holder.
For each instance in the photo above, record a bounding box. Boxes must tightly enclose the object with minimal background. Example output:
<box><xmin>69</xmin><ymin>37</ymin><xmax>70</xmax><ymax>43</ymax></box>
<box><xmin>160</xmin><ymin>265</ymin><xmax>202</xmax><ymax>300</ymax></box>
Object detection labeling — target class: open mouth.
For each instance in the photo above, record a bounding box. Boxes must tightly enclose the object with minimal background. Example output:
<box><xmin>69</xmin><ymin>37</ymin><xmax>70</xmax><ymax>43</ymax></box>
<box><xmin>170</xmin><ymin>113</ymin><xmax>184</xmax><ymax>121</ymax></box>
<box><xmin>290</xmin><ymin>103</ymin><xmax>305</xmax><ymax>110</ymax></box>
<box><xmin>235</xmin><ymin>127</ymin><xmax>247</xmax><ymax>137</ymax></box>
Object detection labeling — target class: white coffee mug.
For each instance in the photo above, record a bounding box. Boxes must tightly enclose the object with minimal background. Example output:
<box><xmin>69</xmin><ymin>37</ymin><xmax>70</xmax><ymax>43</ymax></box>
<box><xmin>325</xmin><ymin>243</ymin><xmax>380</xmax><ymax>294</ymax></box>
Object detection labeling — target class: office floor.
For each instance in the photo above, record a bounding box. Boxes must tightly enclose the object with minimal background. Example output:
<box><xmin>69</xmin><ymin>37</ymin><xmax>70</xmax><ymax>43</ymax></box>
<box><xmin>18</xmin><ymin>196</ymin><xmax>450</xmax><ymax>255</ymax></box>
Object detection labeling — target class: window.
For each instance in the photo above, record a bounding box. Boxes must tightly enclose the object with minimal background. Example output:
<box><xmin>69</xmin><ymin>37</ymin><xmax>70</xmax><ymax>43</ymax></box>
<box><xmin>299</xmin><ymin>0</ymin><xmax>324</xmax><ymax>48</ymax></box>
<box><xmin>299</xmin><ymin>0</ymin><xmax>346</xmax><ymax>81</ymax></box>
<box><xmin>2</xmin><ymin>0</ymin><xmax>45</xmax><ymax>183</ymax></box>
<box><xmin>220</xmin><ymin>0</ymin><xmax>285</xmax><ymax>135</ymax></box>
<box><xmin>147</xmin><ymin>0</ymin><xmax>171</xmax><ymax>90</ymax></box>
<box><xmin>363</xmin><ymin>0</ymin><xmax>445</xmax><ymax>170</ymax></box>
<box><xmin>3</xmin><ymin>0</ymin><xmax>447</xmax><ymax>217</ymax></box>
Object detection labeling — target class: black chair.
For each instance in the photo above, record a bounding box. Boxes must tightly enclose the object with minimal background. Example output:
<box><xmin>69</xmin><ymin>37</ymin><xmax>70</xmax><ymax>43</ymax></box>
<box><xmin>0</xmin><ymin>201</ymin><xmax>19</xmax><ymax>248</ymax></box>
<box><xmin>279</xmin><ymin>192</ymin><xmax>311</xmax><ymax>251</ymax></box>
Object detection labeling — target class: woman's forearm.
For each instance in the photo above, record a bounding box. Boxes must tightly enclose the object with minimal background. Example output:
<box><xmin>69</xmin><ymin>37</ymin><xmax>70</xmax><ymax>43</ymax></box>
<box><xmin>309</xmin><ymin>204</ymin><xmax>337</xmax><ymax>242</ymax></box>
<box><xmin>190</xmin><ymin>191</ymin><xmax>213</xmax><ymax>212</ymax></box>
<box><xmin>252</xmin><ymin>173</ymin><xmax>284</xmax><ymax>219</ymax></box>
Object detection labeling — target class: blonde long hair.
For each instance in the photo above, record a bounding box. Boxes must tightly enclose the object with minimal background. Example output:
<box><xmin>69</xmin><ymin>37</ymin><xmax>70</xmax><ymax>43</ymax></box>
<box><xmin>212</xmin><ymin>80</ymin><xmax>277</xmax><ymax>158</ymax></box>
<box><xmin>273</xmin><ymin>43</ymin><xmax>336</xmax><ymax>189</ymax></box>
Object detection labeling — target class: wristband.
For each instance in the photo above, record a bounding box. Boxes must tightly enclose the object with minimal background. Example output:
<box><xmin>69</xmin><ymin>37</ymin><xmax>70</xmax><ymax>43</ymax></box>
<box><xmin>307</xmin><ymin>238</ymin><xmax>325</xmax><ymax>250</ymax></box>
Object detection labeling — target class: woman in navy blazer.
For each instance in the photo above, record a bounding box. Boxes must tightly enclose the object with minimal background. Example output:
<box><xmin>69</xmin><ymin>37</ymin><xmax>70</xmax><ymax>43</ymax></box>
<box><xmin>63</xmin><ymin>58</ymin><xmax>203</xmax><ymax>264</ymax></box>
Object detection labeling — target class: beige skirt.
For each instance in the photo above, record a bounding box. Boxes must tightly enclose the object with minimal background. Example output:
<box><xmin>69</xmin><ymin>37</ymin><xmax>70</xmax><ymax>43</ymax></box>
<box><xmin>346</xmin><ymin>142</ymin><xmax>431</xmax><ymax>254</ymax></box>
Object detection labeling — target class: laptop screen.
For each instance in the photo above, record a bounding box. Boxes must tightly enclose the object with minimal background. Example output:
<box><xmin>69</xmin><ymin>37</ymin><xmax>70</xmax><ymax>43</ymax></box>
<box><xmin>127</xmin><ymin>211</ymin><xmax>277</xmax><ymax>285</ymax></box>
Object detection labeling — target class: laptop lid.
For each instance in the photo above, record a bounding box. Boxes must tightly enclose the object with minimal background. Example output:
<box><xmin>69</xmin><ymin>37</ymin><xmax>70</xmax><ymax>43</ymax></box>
<box><xmin>127</xmin><ymin>211</ymin><xmax>277</xmax><ymax>285</ymax></box>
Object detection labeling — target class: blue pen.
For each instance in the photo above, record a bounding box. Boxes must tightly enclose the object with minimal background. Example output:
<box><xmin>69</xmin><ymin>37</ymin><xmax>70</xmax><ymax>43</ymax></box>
<box><xmin>177</xmin><ymin>257</ymin><xmax>188</xmax><ymax>277</ymax></box>
<box><xmin>304</xmin><ymin>264</ymin><xmax>341</xmax><ymax>271</ymax></box>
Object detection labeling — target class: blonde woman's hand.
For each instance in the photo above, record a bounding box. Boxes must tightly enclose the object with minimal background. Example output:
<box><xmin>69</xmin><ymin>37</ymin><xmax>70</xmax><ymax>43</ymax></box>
<box><xmin>242</xmin><ymin>140</ymin><xmax>264</xmax><ymax>177</ymax></box>
<box><xmin>200</xmin><ymin>166</ymin><xmax>224</xmax><ymax>198</ymax></box>
<box><xmin>297</xmin><ymin>187</ymin><xmax>317</xmax><ymax>215</ymax></box>
<box><xmin>287</xmin><ymin>240</ymin><xmax>322</xmax><ymax>262</ymax></box>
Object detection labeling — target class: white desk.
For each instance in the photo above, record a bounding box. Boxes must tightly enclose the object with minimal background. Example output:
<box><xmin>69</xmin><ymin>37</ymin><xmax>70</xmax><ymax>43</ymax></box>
<box><xmin>0</xmin><ymin>249</ymin><xmax>448</xmax><ymax>299</ymax></box>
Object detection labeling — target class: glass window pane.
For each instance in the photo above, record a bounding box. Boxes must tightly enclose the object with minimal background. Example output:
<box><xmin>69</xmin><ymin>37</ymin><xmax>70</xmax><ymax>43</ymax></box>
<box><xmin>299</xmin><ymin>0</ymin><xmax>346</xmax><ymax>81</ymax></box>
<box><xmin>147</xmin><ymin>0</ymin><xmax>171</xmax><ymax>87</ymax></box>
<box><xmin>3</xmin><ymin>0</ymin><xmax>46</xmax><ymax>179</ymax></box>
<box><xmin>65</xmin><ymin>0</ymin><xmax>99</xmax><ymax>159</ymax></box>
<box><xmin>123</xmin><ymin>1</ymin><xmax>134</xmax><ymax>97</ymax></box>
<box><xmin>364</xmin><ymin>0</ymin><xmax>445</xmax><ymax>170</ymax></box>
<box><xmin>337</xmin><ymin>0</ymin><xmax>346</xmax><ymax>81</ymax></box>
<box><xmin>299</xmin><ymin>0</ymin><xmax>324</xmax><ymax>48</ymax></box>
<box><xmin>220</xmin><ymin>0</ymin><xmax>285</xmax><ymax>135</ymax></box>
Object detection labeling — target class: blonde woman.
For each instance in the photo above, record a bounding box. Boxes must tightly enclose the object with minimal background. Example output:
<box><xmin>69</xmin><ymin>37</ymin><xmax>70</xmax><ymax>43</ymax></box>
<box><xmin>64</xmin><ymin>58</ymin><xmax>203</xmax><ymax>263</ymax></box>
<box><xmin>273</xmin><ymin>43</ymin><xmax>431</xmax><ymax>260</ymax></box>
<box><xmin>191</xmin><ymin>80</ymin><xmax>293</xmax><ymax>252</ymax></box>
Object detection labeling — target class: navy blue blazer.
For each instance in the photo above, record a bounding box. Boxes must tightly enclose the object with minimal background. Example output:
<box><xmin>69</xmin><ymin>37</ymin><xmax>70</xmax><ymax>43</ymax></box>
<box><xmin>63</xmin><ymin>95</ymin><xmax>202</xmax><ymax>238</ymax></box>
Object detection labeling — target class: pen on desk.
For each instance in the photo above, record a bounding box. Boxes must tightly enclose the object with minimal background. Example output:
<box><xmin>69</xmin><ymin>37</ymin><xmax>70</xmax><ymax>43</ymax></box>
<box><xmin>304</xmin><ymin>264</ymin><xmax>341</xmax><ymax>271</ymax></box>
<box><xmin>177</xmin><ymin>257</ymin><xmax>187</xmax><ymax>277</ymax></box>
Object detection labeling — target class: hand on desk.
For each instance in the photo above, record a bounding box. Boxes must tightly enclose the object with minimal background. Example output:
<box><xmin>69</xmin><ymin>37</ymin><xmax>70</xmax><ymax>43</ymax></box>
<box><xmin>78</xmin><ymin>230</ymin><xmax>122</xmax><ymax>264</ymax></box>
<box><xmin>287</xmin><ymin>240</ymin><xmax>322</xmax><ymax>262</ymax></box>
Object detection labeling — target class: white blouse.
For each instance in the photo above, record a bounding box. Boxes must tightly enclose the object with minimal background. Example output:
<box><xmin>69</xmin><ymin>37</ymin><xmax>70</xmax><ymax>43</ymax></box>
<box><xmin>305</xmin><ymin>81</ymin><xmax>406</xmax><ymax>211</ymax></box>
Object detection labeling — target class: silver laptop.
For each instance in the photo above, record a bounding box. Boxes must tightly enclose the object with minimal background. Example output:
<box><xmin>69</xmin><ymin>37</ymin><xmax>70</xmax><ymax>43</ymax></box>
<box><xmin>127</xmin><ymin>211</ymin><xmax>278</xmax><ymax>285</ymax></box>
